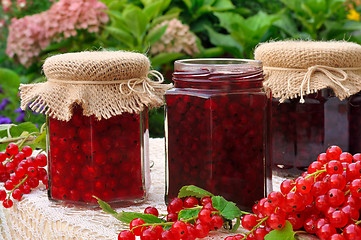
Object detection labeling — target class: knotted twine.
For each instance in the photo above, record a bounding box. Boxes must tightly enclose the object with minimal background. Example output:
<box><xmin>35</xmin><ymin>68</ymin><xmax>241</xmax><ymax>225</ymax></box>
<box><xmin>19</xmin><ymin>51</ymin><xmax>172</xmax><ymax>121</ymax></box>
<box><xmin>254</xmin><ymin>41</ymin><xmax>361</xmax><ymax>103</ymax></box>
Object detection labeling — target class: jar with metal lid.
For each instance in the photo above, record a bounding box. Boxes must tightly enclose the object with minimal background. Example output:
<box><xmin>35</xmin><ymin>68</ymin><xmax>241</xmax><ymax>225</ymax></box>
<box><xmin>19</xmin><ymin>51</ymin><xmax>171</xmax><ymax>206</ymax></box>
<box><xmin>165</xmin><ymin>59</ymin><xmax>272</xmax><ymax>210</ymax></box>
<box><xmin>255</xmin><ymin>41</ymin><xmax>361</xmax><ymax>176</ymax></box>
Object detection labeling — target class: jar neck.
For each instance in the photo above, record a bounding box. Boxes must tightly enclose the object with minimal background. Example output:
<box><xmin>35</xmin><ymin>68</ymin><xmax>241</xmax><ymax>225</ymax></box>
<box><xmin>172</xmin><ymin>59</ymin><xmax>264</xmax><ymax>90</ymax></box>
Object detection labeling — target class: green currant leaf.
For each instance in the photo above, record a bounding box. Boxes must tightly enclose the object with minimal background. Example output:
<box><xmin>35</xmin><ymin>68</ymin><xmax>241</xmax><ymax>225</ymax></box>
<box><xmin>96</xmin><ymin>196</ymin><xmax>164</xmax><ymax>224</ymax></box>
<box><xmin>211</xmin><ymin>196</ymin><xmax>242</xmax><ymax>220</ymax></box>
<box><xmin>178</xmin><ymin>208</ymin><xmax>201</xmax><ymax>220</ymax></box>
<box><xmin>10</xmin><ymin>122</ymin><xmax>39</xmax><ymax>138</ymax></box>
<box><xmin>265</xmin><ymin>221</ymin><xmax>296</xmax><ymax>240</ymax></box>
<box><xmin>29</xmin><ymin>131</ymin><xmax>46</xmax><ymax>150</ymax></box>
<box><xmin>94</xmin><ymin>196</ymin><xmax>117</xmax><ymax>215</ymax></box>
<box><xmin>114</xmin><ymin>212</ymin><xmax>164</xmax><ymax>224</ymax></box>
<box><xmin>231</xmin><ymin>217</ymin><xmax>241</xmax><ymax>233</ymax></box>
<box><xmin>177</xmin><ymin>185</ymin><xmax>214</xmax><ymax>198</ymax></box>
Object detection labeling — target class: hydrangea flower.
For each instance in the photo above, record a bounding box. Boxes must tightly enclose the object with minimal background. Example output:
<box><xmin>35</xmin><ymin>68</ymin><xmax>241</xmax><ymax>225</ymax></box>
<box><xmin>151</xmin><ymin>18</ymin><xmax>199</xmax><ymax>56</ymax></box>
<box><xmin>6</xmin><ymin>0</ymin><xmax>108</xmax><ymax>67</ymax></box>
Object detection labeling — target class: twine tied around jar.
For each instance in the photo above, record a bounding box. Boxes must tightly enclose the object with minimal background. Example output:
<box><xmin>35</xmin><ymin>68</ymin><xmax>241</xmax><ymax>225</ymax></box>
<box><xmin>254</xmin><ymin>40</ymin><xmax>361</xmax><ymax>103</ymax></box>
<box><xmin>19</xmin><ymin>51</ymin><xmax>172</xmax><ymax>121</ymax></box>
<box><xmin>263</xmin><ymin>65</ymin><xmax>360</xmax><ymax>103</ymax></box>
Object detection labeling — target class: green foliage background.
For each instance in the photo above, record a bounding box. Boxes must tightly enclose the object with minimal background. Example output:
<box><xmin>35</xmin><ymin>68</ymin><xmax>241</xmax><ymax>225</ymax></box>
<box><xmin>1</xmin><ymin>0</ymin><xmax>361</xmax><ymax>137</ymax></box>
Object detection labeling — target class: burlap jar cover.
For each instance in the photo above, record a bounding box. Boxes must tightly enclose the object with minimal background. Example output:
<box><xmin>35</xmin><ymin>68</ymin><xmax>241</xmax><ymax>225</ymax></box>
<box><xmin>19</xmin><ymin>51</ymin><xmax>172</xmax><ymax>120</ymax></box>
<box><xmin>254</xmin><ymin>41</ymin><xmax>361</xmax><ymax>103</ymax></box>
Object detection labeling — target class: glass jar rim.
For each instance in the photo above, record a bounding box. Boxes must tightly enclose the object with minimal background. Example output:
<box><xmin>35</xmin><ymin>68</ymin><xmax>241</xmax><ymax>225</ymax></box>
<box><xmin>175</xmin><ymin>58</ymin><xmax>261</xmax><ymax>66</ymax></box>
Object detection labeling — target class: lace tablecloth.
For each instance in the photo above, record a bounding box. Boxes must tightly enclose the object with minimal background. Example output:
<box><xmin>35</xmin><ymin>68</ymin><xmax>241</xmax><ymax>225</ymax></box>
<box><xmin>0</xmin><ymin>138</ymin><xmax>286</xmax><ymax>240</ymax></box>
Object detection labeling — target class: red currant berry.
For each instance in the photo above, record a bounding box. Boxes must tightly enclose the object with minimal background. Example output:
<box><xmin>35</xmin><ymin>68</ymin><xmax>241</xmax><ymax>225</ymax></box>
<box><xmin>326</xmin><ymin>145</ymin><xmax>342</xmax><ymax>161</ymax></box>
<box><xmin>3</xmin><ymin>199</ymin><xmax>13</xmax><ymax>208</ymax></box>
<box><xmin>280</xmin><ymin>179</ymin><xmax>295</xmax><ymax>194</ymax></box>
<box><xmin>317</xmin><ymin>153</ymin><xmax>328</xmax><ymax>165</ymax></box>
<box><xmin>27</xmin><ymin>166</ymin><xmax>38</xmax><ymax>177</ymax></box>
<box><xmin>144</xmin><ymin>207</ymin><xmax>159</xmax><ymax>217</ymax></box>
<box><xmin>327</xmin><ymin>174</ymin><xmax>346</xmax><ymax>190</ymax></box>
<box><xmin>171</xmin><ymin>220</ymin><xmax>187</xmax><ymax>237</ymax></box>
<box><xmin>353</xmin><ymin>153</ymin><xmax>361</xmax><ymax>162</ymax></box>
<box><xmin>159</xmin><ymin>230</ymin><xmax>176</xmax><ymax>240</ymax></box>
<box><xmin>343</xmin><ymin>224</ymin><xmax>361</xmax><ymax>240</ymax></box>
<box><xmin>341</xmin><ymin>205</ymin><xmax>360</xmax><ymax>224</ymax></box>
<box><xmin>183</xmin><ymin>197</ymin><xmax>199</xmax><ymax>208</ymax></box>
<box><xmin>4</xmin><ymin>180</ymin><xmax>14</xmax><ymax>191</ymax></box>
<box><xmin>330</xmin><ymin>234</ymin><xmax>346</xmax><ymax>240</ymax></box>
<box><xmin>327</xmin><ymin>160</ymin><xmax>343</xmax><ymax>175</ymax></box>
<box><xmin>326</xmin><ymin>189</ymin><xmax>345</xmax><ymax>207</ymax></box>
<box><xmin>21</xmin><ymin>146</ymin><xmax>33</xmax><ymax>157</ymax></box>
<box><xmin>286</xmin><ymin>212</ymin><xmax>304</xmax><ymax>230</ymax></box>
<box><xmin>34</xmin><ymin>154</ymin><xmax>47</xmax><ymax>167</ymax></box>
<box><xmin>296</xmin><ymin>177</ymin><xmax>313</xmax><ymax>194</ymax></box>
<box><xmin>198</xmin><ymin>209</ymin><xmax>212</xmax><ymax>223</ymax></box>
<box><xmin>140</xmin><ymin>228</ymin><xmax>158</xmax><ymax>240</ymax></box>
<box><xmin>118</xmin><ymin>230</ymin><xmax>135</xmax><ymax>240</ymax></box>
<box><xmin>13</xmin><ymin>152</ymin><xmax>25</xmax><ymax>164</ymax></box>
<box><xmin>303</xmin><ymin>217</ymin><xmax>317</xmax><ymax>234</ymax></box>
<box><xmin>12</xmin><ymin>189</ymin><xmax>23</xmax><ymax>201</ymax></box>
<box><xmin>6</xmin><ymin>143</ymin><xmax>19</xmax><ymax>156</ymax></box>
<box><xmin>210</xmin><ymin>215</ymin><xmax>223</xmax><ymax>231</ymax></box>
<box><xmin>166</xmin><ymin>213</ymin><xmax>178</xmax><ymax>222</ymax></box>
<box><xmin>0</xmin><ymin>152</ymin><xmax>7</xmax><ymax>162</ymax></box>
<box><xmin>129</xmin><ymin>218</ymin><xmax>146</xmax><ymax>236</ymax></box>
<box><xmin>194</xmin><ymin>223</ymin><xmax>209</xmax><ymax>238</ymax></box>
<box><xmin>317</xmin><ymin>223</ymin><xmax>336</xmax><ymax>240</ymax></box>
<box><xmin>340</xmin><ymin>152</ymin><xmax>353</xmax><ymax>164</ymax></box>
<box><xmin>168</xmin><ymin>198</ymin><xmax>183</xmax><ymax>213</ymax></box>
<box><xmin>350</xmin><ymin>179</ymin><xmax>361</xmax><ymax>197</ymax></box>
<box><xmin>328</xmin><ymin>210</ymin><xmax>348</xmax><ymax>228</ymax></box>
<box><xmin>307</xmin><ymin>161</ymin><xmax>323</xmax><ymax>174</ymax></box>
<box><xmin>201</xmin><ymin>196</ymin><xmax>212</xmax><ymax>206</ymax></box>
<box><xmin>311</xmin><ymin>181</ymin><xmax>328</xmax><ymax>197</ymax></box>
<box><xmin>266</xmin><ymin>212</ymin><xmax>285</xmax><ymax>230</ymax></box>
<box><xmin>0</xmin><ymin>189</ymin><xmax>6</xmax><ymax>201</ymax></box>
<box><xmin>241</xmin><ymin>214</ymin><xmax>257</xmax><ymax>230</ymax></box>
<box><xmin>267</xmin><ymin>191</ymin><xmax>284</xmax><ymax>206</ymax></box>
<box><xmin>14</xmin><ymin>167</ymin><xmax>26</xmax><ymax>178</ymax></box>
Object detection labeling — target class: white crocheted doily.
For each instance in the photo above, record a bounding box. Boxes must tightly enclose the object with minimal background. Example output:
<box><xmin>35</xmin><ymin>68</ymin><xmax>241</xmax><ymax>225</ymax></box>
<box><xmin>0</xmin><ymin>138</ymin><xmax>288</xmax><ymax>240</ymax></box>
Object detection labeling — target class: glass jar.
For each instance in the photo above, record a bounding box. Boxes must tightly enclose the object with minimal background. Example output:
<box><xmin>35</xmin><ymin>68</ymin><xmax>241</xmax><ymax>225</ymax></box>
<box><xmin>165</xmin><ymin>59</ymin><xmax>271</xmax><ymax>210</ymax></box>
<box><xmin>272</xmin><ymin>89</ymin><xmax>349</xmax><ymax>176</ymax></box>
<box><xmin>349</xmin><ymin>92</ymin><xmax>361</xmax><ymax>154</ymax></box>
<box><xmin>47</xmin><ymin>105</ymin><xmax>149</xmax><ymax>205</ymax></box>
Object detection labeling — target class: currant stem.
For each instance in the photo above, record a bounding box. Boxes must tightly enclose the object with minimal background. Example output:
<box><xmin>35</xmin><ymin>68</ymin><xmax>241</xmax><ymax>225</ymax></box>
<box><xmin>7</xmin><ymin>175</ymin><xmax>28</xmax><ymax>199</ymax></box>
<box><xmin>241</xmin><ymin>216</ymin><xmax>269</xmax><ymax>240</ymax></box>
<box><xmin>355</xmin><ymin>220</ymin><xmax>361</xmax><ymax>225</ymax></box>
<box><xmin>290</xmin><ymin>168</ymin><xmax>326</xmax><ymax>192</ymax></box>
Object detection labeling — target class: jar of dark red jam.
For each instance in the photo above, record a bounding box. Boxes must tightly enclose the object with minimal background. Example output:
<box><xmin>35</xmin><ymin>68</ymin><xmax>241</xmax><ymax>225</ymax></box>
<box><xmin>165</xmin><ymin>59</ymin><xmax>272</xmax><ymax>210</ymax></box>
<box><xmin>271</xmin><ymin>89</ymin><xmax>349</xmax><ymax>176</ymax></box>
<box><xmin>19</xmin><ymin>51</ymin><xmax>171</xmax><ymax>206</ymax></box>
<box><xmin>47</xmin><ymin>105</ymin><xmax>149</xmax><ymax>205</ymax></box>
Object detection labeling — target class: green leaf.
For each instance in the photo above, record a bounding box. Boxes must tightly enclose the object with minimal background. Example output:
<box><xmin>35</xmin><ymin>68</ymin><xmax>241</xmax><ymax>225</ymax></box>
<box><xmin>150</xmin><ymin>52</ymin><xmax>185</xmax><ymax>68</ymax></box>
<box><xmin>265</xmin><ymin>221</ymin><xmax>296</xmax><ymax>240</ymax></box>
<box><xmin>29</xmin><ymin>130</ymin><xmax>46</xmax><ymax>150</ymax></box>
<box><xmin>145</xmin><ymin>24</ymin><xmax>168</xmax><ymax>45</ymax></box>
<box><xmin>10</xmin><ymin>122</ymin><xmax>39</xmax><ymax>138</ymax></box>
<box><xmin>96</xmin><ymin>196</ymin><xmax>163</xmax><ymax>224</ymax></box>
<box><xmin>211</xmin><ymin>196</ymin><xmax>242</xmax><ymax>220</ymax></box>
<box><xmin>114</xmin><ymin>212</ymin><xmax>163</xmax><ymax>224</ymax></box>
<box><xmin>94</xmin><ymin>196</ymin><xmax>118</xmax><ymax>215</ymax></box>
<box><xmin>205</xmin><ymin>25</ymin><xmax>243</xmax><ymax>58</ymax></box>
<box><xmin>123</xmin><ymin>5</ymin><xmax>149</xmax><ymax>40</ymax></box>
<box><xmin>178</xmin><ymin>209</ymin><xmax>201</xmax><ymax>220</ymax></box>
<box><xmin>178</xmin><ymin>185</ymin><xmax>215</xmax><ymax>199</ymax></box>
<box><xmin>105</xmin><ymin>26</ymin><xmax>135</xmax><ymax>48</ymax></box>
<box><xmin>213</xmin><ymin>0</ymin><xmax>234</xmax><ymax>10</ymax></box>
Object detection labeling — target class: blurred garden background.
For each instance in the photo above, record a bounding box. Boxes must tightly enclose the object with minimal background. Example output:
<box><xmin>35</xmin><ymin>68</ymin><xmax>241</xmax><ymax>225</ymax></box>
<box><xmin>1</xmin><ymin>0</ymin><xmax>361</xmax><ymax>137</ymax></box>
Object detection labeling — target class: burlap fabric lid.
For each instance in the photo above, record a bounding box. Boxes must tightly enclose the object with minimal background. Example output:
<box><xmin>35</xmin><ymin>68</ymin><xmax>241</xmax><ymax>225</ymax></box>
<box><xmin>19</xmin><ymin>51</ymin><xmax>172</xmax><ymax>121</ymax></box>
<box><xmin>254</xmin><ymin>41</ymin><xmax>361</xmax><ymax>103</ymax></box>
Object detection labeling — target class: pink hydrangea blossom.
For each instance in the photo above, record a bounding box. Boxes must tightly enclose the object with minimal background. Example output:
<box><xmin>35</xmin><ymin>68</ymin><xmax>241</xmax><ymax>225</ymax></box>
<box><xmin>6</xmin><ymin>0</ymin><xmax>108</xmax><ymax>67</ymax></box>
<box><xmin>151</xmin><ymin>18</ymin><xmax>199</xmax><ymax>56</ymax></box>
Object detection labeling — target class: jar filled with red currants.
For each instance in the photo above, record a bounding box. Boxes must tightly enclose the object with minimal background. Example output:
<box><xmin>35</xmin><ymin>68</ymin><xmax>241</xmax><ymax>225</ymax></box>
<box><xmin>19</xmin><ymin>51</ymin><xmax>171</xmax><ymax>206</ymax></box>
<box><xmin>165</xmin><ymin>59</ymin><xmax>272</xmax><ymax>210</ymax></box>
<box><xmin>255</xmin><ymin>41</ymin><xmax>361</xmax><ymax>177</ymax></box>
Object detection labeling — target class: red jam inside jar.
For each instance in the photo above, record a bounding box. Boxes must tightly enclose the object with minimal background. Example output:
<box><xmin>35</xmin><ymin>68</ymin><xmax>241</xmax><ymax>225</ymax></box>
<box><xmin>47</xmin><ymin>105</ymin><xmax>149</xmax><ymax>205</ymax></box>
<box><xmin>165</xmin><ymin>59</ymin><xmax>272</xmax><ymax>210</ymax></box>
<box><xmin>272</xmin><ymin>89</ymin><xmax>349</xmax><ymax>176</ymax></box>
